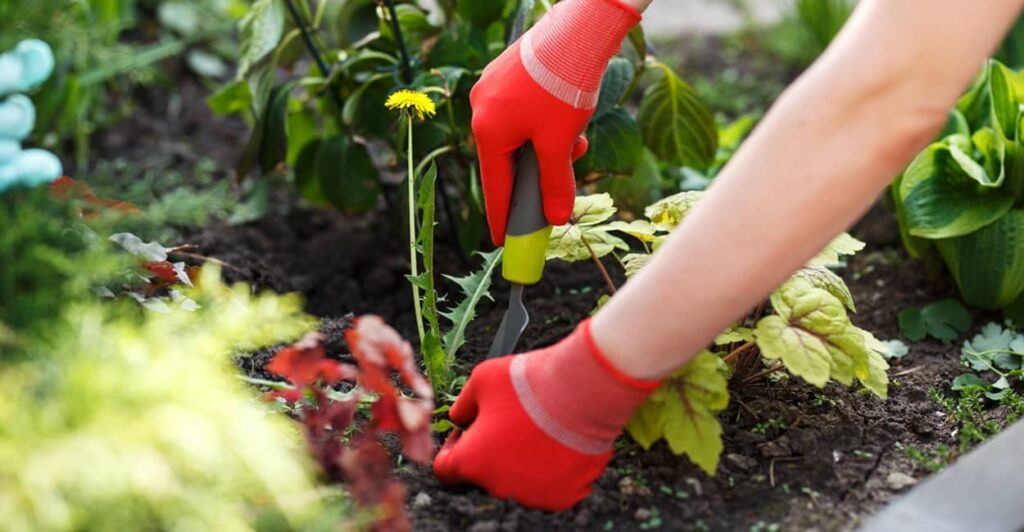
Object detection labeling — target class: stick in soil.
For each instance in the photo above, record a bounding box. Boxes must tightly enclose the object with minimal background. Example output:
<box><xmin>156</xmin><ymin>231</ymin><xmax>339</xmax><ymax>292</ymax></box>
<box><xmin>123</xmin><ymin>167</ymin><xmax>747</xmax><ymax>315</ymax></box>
<box><xmin>581</xmin><ymin>238</ymin><xmax>618</xmax><ymax>295</ymax></box>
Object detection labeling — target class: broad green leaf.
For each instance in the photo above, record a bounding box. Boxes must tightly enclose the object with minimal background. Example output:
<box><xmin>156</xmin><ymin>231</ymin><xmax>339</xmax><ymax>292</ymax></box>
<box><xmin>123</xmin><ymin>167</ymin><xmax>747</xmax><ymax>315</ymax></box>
<box><xmin>756</xmin><ymin>278</ymin><xmax>887</xmax><ymax>397</ymax></box>
<box><xmin>595</xmin><ymin>58</ymin><xmax>634</xmax><ymax>120</ymax></box>
<box><xmin>638</xmin><ymin>65</ymin><xmax>717</xmax><ymax>169</ymax></box>
<box><xmin>952</xmin><ymin>373</ymin><xmax>988</xmax><ymax>390</ymax></box>
<box><xmin>792</xmin><ymin>265</ymin><xmax>856</xmax><ymax>312</ymax></box>
<box><xmin>440</xmin><ymin>248</ymin><xmax>503</xmax><ymax>361</ymax></box>
<box><xmin>208</xmin><ymin>80</ymin><xmax>253</xmax><ymax>116</ymax></box>
<box><xmin>897</xmin><ymin>299</ymin><xmax>971</xmax><ymax>344</ymax></box>
<box><xmin>644</xmin><ymin>191</ymin><xmax>703</xmax><ymax>231</ymax></box>
<box><xmin>809</xmin><ymin>233</ymin><xmax>865</xmax><ymax>267</ymax></box>
<box><xmin>547</xmin><ymin>194</ymin><xmax>628</xmax><ymax>262</ymax></box>
<box><xmin>237</xmin><ymin>0</ymin><xmax>285</xmax><ymax>80</ymax></box>
<box><xmin>714</xmin><ymin>326</ymin><xmax>754</xmax><ymax>345</ymax></box>
<box><xmin>936</xmin><ymin>210</ymin><xmax>1024</xmax><ymax>309</ymax></box>
<box><xmin>957</xmin><ymin>64</ymin><xmax>992</xmax><ymax>127</ymax></box>
<box><xmin>622</xmin><ymin>253</ymin><xmax>650</xmax><ymax>278</ymax></box>
<box><xmin>293</xmin><ymin>139</ymin><xmax>327</xmax><ymax>203</ymax></box>
<box><xmin>457</xmin><ymin>0</ymin><xmax>507</xmax><ymax>26</ymax></box>
<box><xmin>899</xmin><ymin>141</ymin><xmax>1015</xmax><ymax>239</ymax></box>
<box><xmin>946</xmin><ymin>129</ymin><xmax>1005</xmax><ymax>187</ymax></box>
<box><xmin>285</xmin><ymin>108</ymin><xmax>318</xmax><ymax>166</ymax></box>
<box><xmin>603</xmin><ymin>220</ymin><xmax>659</xmax><ymax>242</ymax></box>
<box><xmin>987</xmin><ymin>60</ymin><xmax>1024</xmax><ymax>139</ymax></box>
<box><xmin>599</xmin><ymin>148</ymin><xmax>661</xmax><ymax>218</ymax></box>
<box><xmin>318</xmin><ymin>136</ymin><xmax>381</xmax><ymax>213</ymax></box>
<box><xmin>575</xmin><ymin>108</ymin><xmax>644</xmax><ymax>177</ymax></box>
<box><xmin>938</xmin><ymin>109</ymin><xmax>970</xmax><ymax>139</ymax></box>
<box><xmin>259</xmin><ymin>83</ymin><xmax>293</xmax><ymax>172</ymax></box>
<box><xmin>627</xmin><ymin>352</ymin><xmax>729</xmax><ymax>475</ymax></box>
<box><xmin>378</xmin><ymin>4</ymin><xmax>439</xmax><ymax>48</ymax></box>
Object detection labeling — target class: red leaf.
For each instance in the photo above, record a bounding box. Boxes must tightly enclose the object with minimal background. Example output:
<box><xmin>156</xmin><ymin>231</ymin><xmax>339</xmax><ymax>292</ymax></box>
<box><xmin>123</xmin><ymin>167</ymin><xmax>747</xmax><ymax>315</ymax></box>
<box><xmin>51</xmin><ymin>176</ymin><xmax>140</xmax><ymax>215</ymax></box>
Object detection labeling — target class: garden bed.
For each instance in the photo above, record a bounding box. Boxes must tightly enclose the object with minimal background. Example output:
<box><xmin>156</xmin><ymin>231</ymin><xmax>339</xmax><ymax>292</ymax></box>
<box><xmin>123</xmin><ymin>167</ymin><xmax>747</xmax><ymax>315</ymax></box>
<box><xmin>185</xmin><ymin>199</ymin><xmax>970</xmax><ymax>531</ymax></box>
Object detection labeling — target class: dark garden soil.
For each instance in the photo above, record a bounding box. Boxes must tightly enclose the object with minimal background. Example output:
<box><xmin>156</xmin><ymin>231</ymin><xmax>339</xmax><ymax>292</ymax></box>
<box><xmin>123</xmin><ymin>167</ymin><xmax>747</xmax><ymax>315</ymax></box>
<box><xmin>85</xmin><ymin>48</ymin><xmax>984</xmax><ymax>532</ymax></box>
<box><xmin>180</xmin><ymin>194</ymin><xmax>976</xmax><ymax>532</ymax></box>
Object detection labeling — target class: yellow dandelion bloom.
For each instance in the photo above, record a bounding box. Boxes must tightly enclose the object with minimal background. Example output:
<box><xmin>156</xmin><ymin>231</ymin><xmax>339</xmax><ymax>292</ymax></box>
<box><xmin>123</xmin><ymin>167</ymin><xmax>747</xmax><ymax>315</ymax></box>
<box><xmin>384</xmin><ymin>89</ymin><xmax>437</xmax><ymax>121</ymax></box>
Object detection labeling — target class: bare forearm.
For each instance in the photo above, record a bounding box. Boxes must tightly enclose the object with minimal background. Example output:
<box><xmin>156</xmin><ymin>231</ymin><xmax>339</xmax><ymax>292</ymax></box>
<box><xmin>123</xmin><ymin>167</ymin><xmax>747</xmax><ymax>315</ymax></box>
<box><xmin>593</xmin><ymin>0</ymin><xmax>1024</xmax><ymax>379</ymax></box>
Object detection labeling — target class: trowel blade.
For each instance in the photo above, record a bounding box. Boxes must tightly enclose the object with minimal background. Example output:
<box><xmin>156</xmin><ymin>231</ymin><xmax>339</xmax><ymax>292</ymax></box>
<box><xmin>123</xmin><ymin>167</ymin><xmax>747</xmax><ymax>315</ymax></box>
<box><xmin>487</xmin><ymin>283</ymin><xmax>529</xmax><ymax>359</ymax></box>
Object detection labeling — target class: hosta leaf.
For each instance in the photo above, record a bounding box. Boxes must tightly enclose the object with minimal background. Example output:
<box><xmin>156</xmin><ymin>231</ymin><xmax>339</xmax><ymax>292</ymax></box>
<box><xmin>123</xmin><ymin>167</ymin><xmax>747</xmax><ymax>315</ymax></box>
<box><xmin>575</xmin><ymin>108</ymin><xmax>644</xmax><ymax>177</ymax></box>
<box><xmin>440</xmin><ymin>249</ymin><xmax>503</xmax><ymax>361</ymax></box>
<box><xmin>638</xmin><ymin>66</ymin><xmax>717</xmax><ymax>169</ymax></box>
<box><xmin>714</xmin><ymin>326</ymin><xmax>754</xmax><ymax>345</ymax></box>
<box><xmin>792</xmin><ymin>265</ymin><xmax>856</xmax><ymax>311</ymax></box>
<box><xmin>644</xmin><ymin>191</ymin><xmax>703</xmax><ymax>231</ymax></box>
<box><xmin>809</xmin><ymin>233</ymin><xmax>865</xmax><ymax>267</ymax></box>
<box><xmin>936</xmin><ymin>210</ymin><xmax>1024</xmax><ymax>309</ymax></box>
<box><xmin>622</xmin><ymin>253</ymin><xmax>651</xmax><ymax>278</ymax></box>
<box><xmin>756</xmin><ymin>278</ymin><xmax>887</xmax><ymax>397</ymax></box>
<box><xmin>627</xmin><ymin>352</ymin><xmax>729</xmax><ymax>475</ymax></box>
<box><xmin>987</xmin><ymin>59</ymin><xmax>1024</xmax><ymax>139</ymax></box>
<box><xmin>237</xmin><ymin>0</ymin><xmax>285</xmax><ymax>80</ymax></box>
<box><xmin>899</xmin><ymin>141</ymin><xmax>1015</xmax><ymax>239</ymax></box>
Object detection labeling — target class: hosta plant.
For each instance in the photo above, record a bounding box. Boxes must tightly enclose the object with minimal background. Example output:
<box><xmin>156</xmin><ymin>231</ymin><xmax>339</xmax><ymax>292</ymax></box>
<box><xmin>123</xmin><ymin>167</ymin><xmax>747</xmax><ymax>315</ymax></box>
<box><xmin>547</xmin><ymin>192</ymin><xmax>891</xmax><ymax>474</ymax></box>
<box><xmin>893</xmin><ymin>59</ymin><xmax>1024</xmax><ymax>314</ymax></box>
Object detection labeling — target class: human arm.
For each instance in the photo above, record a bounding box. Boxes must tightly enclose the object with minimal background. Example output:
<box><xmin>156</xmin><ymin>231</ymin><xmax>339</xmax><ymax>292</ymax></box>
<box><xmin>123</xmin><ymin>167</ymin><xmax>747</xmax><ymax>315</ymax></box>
<box><xmin>594</xmin><ymin>0</ymin><xmax>1024</xmax><ymax>379</ymax></box>
<box><xmin>435</xmin><ymin>0</ymin><xmax>1024</xmax><ymax>512</ymax></box>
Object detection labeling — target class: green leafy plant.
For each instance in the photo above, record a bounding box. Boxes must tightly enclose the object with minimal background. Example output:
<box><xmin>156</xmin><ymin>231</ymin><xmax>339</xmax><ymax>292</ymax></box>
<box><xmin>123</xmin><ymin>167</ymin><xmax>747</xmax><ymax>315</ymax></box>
<box><xmin>215</xmin><ymin>0</ymin><xmax>717</xmax><ymax>252</ymax></box>
<box><xmin>897</xmin><ymin>299</ymin><xmax>972</xmax><ymax>344</ymax></box>
<box><xmin>893</xmin><ymin>59</ymin><xmax>1024</xmax><ymax>315</ymax></box>
<box><xmin>546</xmin><ymin>191</ymin><xmax>890</xmax><ymax>474</ymax></box>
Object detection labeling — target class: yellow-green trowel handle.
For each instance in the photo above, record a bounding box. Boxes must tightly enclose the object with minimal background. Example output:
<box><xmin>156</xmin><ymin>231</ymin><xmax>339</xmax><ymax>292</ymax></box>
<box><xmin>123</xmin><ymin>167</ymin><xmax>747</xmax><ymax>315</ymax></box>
<box><xmin>501</xmin><ymin>143</ymin><xmax>551</xmax><ymax>285</ymax></box>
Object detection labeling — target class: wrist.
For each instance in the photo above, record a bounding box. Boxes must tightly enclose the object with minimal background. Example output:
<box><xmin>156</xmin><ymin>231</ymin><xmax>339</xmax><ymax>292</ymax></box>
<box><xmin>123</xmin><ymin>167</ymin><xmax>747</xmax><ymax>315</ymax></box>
<box><xmin>521</xmin><ymin>0</ymin><xmax>641</xmax><ymax>109</ymax></box>
<box><xmin>512</xmin><ymin>320</ymin><xmax>660</xmax><ymax>454</ymax></box>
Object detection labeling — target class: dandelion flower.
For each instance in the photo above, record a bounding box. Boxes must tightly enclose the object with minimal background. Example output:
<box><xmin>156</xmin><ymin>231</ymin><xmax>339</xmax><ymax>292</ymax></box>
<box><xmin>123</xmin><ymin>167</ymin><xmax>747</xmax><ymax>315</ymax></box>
<box><xmin>385</xmin><ymin>89</ymin><xmax>437</xmax><ymax>121</ymax></box>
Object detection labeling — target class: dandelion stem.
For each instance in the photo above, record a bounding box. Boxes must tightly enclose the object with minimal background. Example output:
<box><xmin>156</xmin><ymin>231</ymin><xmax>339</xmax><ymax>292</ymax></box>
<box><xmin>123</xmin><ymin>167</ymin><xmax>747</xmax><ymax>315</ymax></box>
<box><xmin>407</xmin><ymin>117</ymin><xmax>425</xmax><ymax>345</ymax></box>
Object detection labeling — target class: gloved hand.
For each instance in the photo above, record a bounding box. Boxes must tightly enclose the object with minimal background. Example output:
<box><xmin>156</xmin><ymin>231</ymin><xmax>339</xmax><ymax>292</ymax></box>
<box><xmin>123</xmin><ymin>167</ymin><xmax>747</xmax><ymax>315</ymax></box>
<box><xmin>470</xmin><ymin>0</ymin><xmax>640</xmax><ymax>245</ymax></box>
<box><xmin>433</xmin><ymin>320</ymin><xmax>660</xmax><ymax>511</ymax></box>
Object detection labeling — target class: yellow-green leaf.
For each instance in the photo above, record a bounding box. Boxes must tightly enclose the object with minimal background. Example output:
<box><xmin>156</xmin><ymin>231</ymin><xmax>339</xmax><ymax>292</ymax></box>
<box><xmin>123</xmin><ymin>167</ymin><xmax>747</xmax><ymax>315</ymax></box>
<box><xmin>644</xmin><ymin>191</ymin><xmax>703</xmax><ymax>231</ymax></box>
<box><xmin>714</xmin><ymin>326</ymin><xmax>754</xmax><ymax>345</ymax></box>
<box><xmin>792</xmin><ymin>265</ymin><xmax>856</xmax><ymax>312</ymax></box>
<box><xmin>809</xmin><ymin>233</ymin><xmax>865</xmax><ymax>267</ymax></box>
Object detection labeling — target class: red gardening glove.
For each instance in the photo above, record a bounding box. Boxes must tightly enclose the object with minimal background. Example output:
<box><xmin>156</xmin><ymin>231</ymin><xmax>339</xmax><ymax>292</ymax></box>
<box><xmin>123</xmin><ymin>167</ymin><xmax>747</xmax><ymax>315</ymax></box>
<box><xmin>470</xmin><ymin>0</ymin><xmax>641</xmax><ymax>245</ymax></box>
<box><xmin>432</xmin><ymin>320</ymin><xmax>661</xmax><ymax>511</ymax></box>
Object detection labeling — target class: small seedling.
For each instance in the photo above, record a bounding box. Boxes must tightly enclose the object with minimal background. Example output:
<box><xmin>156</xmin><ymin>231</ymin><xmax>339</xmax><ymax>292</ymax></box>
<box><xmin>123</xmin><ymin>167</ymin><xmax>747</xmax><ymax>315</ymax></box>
<box><xmin>898</xmin><ymin>299</ymin><xmax>972</xmax><ymax>344</ymax></box>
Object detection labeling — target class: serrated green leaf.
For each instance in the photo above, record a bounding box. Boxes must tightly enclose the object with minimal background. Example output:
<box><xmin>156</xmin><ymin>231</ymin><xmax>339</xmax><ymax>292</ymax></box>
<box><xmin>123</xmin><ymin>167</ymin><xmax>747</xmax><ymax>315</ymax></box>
<box><xmin>809</xmin><ymin>233</ymin><xmax>865</xmax><ymax>267</ymax></box>
<box><xmin>961</xmin><ymin>322</ymin><xmax>1023</xmax><ymax>372</ymax></box>
<box><xmin>881</xmin><ymin>339</ymin><xmax>909</xmax><ymax>360</ymax></box>
<box><xmin>792</xmin><ymin>265</ymin><xmax>855</xmax><ymax>312</ymax></box>
<box><xmin>237</xmin><ymin>0</ymin><xmax>285</xmax><ymax>80</ymax></box>
<box><xmin>622</xmin><ymin>253</ymin><xmax>650</xmax><ymax>278</ymax></box>
<box><xmin>547</xmin><ymin>194</ymin><xmax>628</xmax><ymax>262</ymax></box>
<box><xmin>714</xmin><ymin>326</ymin><xmax>754</xmax><ymax>345</ymax></box>
<box><xmin>756</xmin><ymin>278</ymin><xmax>887</xmax><ymax>397</ymax></box>
<box><xmin>440</xmin><ymin>248</ymin><xmax>503</xmax><ymax>361</ymax></box>
<box><xmin>627</xmin><ymin>352</ymin><xmax>729</xmax><ymax>475</ymax></box>
<box><xmin>604</xmin><ymin>220</ymin><xmax>659</xmax><ymax>242</ymax></box>
<box><xmin>643</xmin><ymin>191</ymin><xmax>703</xmax><ymax>231</ymax></box>
<box><xmin>638</xmin><ymin>65</ymin><xmax>717</xmax><ymax>169</ymax></box>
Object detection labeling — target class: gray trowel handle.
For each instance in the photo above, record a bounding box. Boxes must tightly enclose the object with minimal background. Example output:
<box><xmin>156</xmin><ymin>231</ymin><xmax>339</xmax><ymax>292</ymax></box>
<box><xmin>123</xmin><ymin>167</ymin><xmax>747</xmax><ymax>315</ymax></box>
<box><xmin>501</xmin><ymin>143</ymin><xmax>552</xmax><ymax>285</ymax></box>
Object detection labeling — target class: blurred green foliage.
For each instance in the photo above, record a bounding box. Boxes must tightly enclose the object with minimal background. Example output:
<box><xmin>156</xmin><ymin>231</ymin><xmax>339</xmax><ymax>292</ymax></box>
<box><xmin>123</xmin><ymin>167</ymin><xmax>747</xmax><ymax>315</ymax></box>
<box><xmin>0</xmin><ymin>185</ymin><xmax>351</xmax><ymax>530</ymax></box>
<box><xmin>0</xmin><ymin>0</ymin><xmax>241</xmax><ymax>166</ymax></box>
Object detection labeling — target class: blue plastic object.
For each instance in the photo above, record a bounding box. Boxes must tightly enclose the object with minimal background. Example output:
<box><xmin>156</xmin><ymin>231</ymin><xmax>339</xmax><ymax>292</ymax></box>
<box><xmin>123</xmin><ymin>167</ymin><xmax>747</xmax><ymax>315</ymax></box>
<box><xmin>0</xmin><ymin>39</ymin><xmax>61</xmax><ymax>193</ymax></box>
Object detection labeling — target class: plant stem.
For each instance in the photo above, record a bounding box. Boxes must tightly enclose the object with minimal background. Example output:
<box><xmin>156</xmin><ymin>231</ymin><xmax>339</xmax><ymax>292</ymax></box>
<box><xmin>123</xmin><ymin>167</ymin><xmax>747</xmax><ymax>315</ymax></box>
<box><xmin>582</xmin><ymin>239</ymin><xmax>618</xmax><ymax>295</ymax></box>
<box><xmin>282</xmin><ymin>0</ymin><xmax>343</xmax><ymax>109</ymax></box>
<box><xmin>407</xmin><ymin>118</ymin><xmax>426</xmax><ymax>345</ymax></box>
<box><xmin>382</xmin><ymin>0</ymin><xmax>414</xmax><ymax>84</ymax></box>
<box><xmin>722</xmin><ymin>341</ymin><xmax>756</xmax><ymax>364</ymax></box>
<box><xmin>741</xmin><ymin>363</ymin><xmax>785</xmax><ymax>385</ymax></box>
